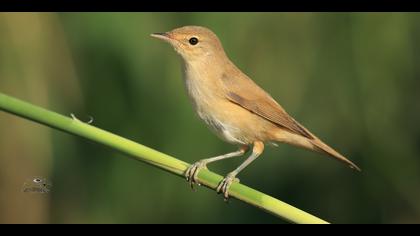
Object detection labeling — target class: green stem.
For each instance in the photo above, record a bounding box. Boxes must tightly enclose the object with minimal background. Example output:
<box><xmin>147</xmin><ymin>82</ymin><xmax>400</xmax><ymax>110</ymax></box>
<box><xmin>0</xmin><ymin>92</ymin><xmax>329</xmax><ymax>224</ymax></box>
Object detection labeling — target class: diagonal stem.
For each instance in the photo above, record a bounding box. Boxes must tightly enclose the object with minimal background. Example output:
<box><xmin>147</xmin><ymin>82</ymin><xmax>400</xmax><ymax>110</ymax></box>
<box><xmin>0</xmin><ymin>92</ymin><xmax>329</xmax><ymax>224</ymax></box>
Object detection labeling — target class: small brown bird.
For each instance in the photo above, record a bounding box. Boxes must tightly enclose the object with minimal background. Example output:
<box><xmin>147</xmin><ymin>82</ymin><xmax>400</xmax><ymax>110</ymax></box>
<box><xmin>151</xmin><ymin>26</ymin><xmax>360</xmax><ymax>199</ymax></box>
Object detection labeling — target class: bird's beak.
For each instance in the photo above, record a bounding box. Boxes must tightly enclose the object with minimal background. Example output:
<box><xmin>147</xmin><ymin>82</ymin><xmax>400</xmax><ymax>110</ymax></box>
<box><xmin>150</xmin><ymin>32</ymin><xmax>173</xmax><ymax>42</ymax></box>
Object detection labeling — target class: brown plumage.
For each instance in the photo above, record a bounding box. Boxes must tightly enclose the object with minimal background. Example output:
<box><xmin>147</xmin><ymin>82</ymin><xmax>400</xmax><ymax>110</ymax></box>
<box><xmin>151</xmin><ymin>26</ymin><xmax>360</xmax><ymax>199</ymax></box>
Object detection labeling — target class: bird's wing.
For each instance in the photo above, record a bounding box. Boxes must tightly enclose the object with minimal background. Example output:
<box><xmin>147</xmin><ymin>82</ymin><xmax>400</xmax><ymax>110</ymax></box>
<box><xmin>221</xmin><ymin>72</ymin><xmax>313</xmax><ymax>139</ymax></box>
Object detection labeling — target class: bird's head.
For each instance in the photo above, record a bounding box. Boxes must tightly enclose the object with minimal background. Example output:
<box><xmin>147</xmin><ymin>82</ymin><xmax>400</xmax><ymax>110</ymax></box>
<box><xmin>151</xmin><ymin>26</ymin><xmax>225</xmax><ymax>62</ymax></box>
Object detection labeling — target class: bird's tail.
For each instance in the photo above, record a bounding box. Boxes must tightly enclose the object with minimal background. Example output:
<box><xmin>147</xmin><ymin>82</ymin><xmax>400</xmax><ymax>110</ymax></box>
<box><xmin>273</xmin><ymin>128</ymin><xmax>361</xmax><ymax>171</ymax></box>
<box><xmin>309</xmin><ymin>137</ymin><xmax>361</xmax><ymax>171</ymax></box>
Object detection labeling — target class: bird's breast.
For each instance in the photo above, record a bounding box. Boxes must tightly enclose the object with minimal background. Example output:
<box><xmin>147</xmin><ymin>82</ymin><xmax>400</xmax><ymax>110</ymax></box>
<box><xmin>183</xmin><ymin>63</ymin><xmax>219</xmax><ymax>115</ymax></box>
<box><xmin>182</xmin><ymin>64</ymin><xmax>247</xmax><ymax>145</ymax></box>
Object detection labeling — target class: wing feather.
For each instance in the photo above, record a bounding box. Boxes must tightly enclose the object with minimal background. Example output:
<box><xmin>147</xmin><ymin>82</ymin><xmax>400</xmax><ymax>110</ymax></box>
<box><xmin>221</xmin><ymin>72</ymin><xmax>313</xmax><ymax>139</ymax></box>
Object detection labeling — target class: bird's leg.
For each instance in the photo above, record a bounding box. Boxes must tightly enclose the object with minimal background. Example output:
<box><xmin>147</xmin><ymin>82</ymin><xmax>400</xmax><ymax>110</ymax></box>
<box><xmin>185</xmin><ymin>145</ymin><xmax>249</xmax><ymax>188</ymax></box>
<box><xmin>217</xmin><ymin>141</ymin><xmax>264</xmax><ymax>200</ymax></box>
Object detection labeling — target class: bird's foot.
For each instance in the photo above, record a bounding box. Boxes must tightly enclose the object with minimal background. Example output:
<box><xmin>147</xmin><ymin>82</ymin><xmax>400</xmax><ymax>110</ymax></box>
<box><xmin>185</xmin><ymin>160</ymin><xmax>208</xmax><ymax>189</ymax></box>
<box><xmin>216</xmin><ymin>172</ymin><xmax>240</xmax><ymax>201</ymax></box>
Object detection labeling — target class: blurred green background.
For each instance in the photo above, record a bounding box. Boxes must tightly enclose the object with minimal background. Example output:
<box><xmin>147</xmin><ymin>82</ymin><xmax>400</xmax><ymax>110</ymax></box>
<box><xmin>0</xmin><ymin>12</ymin><xmax>419</xmax><ymax>224</ymax></box>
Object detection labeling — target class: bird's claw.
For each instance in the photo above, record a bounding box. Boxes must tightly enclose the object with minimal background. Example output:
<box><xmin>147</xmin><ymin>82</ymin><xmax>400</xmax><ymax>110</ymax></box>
<box><xmin>185</xmin><ymin>161</ymin><xmax>208</xmax><ymax>189</ymax></box>
<box><xmin>216</xmin><ymin>173</ymin><xmax>240</xmax><ymax>201</ymax></box>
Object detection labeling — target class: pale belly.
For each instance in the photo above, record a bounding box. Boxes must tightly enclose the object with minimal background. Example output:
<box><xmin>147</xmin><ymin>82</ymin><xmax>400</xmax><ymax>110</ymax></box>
<box><xmin>196</xmin><ymin>108</ymin><xmax>247</xmax><ymax>145</ymax></box>
<box><xmin>184</xmin><ymin>77</ymin><xmax>248</xmax><ymax>144</ymax></box>
<box><xmin>189</xmin><ymin>90</ymin><xmax>274</xmax><ymax>145</ymax></box>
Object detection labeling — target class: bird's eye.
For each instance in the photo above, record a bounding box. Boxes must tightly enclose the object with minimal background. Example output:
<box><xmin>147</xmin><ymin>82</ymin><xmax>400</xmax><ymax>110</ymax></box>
<box><xmin>189</xmin><ymin>37</ymin><xmax>199</xmax><ymax>45</ymax></box>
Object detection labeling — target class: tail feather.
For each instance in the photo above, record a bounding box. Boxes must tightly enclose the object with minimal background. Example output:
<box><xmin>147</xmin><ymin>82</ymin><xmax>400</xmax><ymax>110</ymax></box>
<box><xmin>273</xmin><ymin>128</ymin><xmax>361</xmax><ymax>171</ymax></box>
<box><xmin>309</xmin><ymin>138</ymin><xmax>361</xmax><ymax>171</ymax></box>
